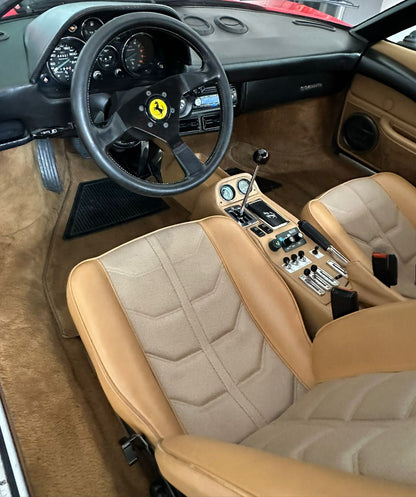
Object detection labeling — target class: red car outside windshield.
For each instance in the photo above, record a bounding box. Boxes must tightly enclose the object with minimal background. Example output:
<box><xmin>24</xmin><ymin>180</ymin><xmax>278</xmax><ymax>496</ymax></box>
<box><xmin>2</xmin><ymin>0</ymin><xmax>350</xmax><ymax>24</ymax></box>
<box><xmin>224</xmin><ymin>0</ymin><xmax>350</xmax><ymax>26</ymax></box>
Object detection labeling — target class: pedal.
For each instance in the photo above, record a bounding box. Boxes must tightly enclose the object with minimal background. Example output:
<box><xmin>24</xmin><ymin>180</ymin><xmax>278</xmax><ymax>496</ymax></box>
<box><xmin>71</xmin><ymin>137</ymin><xmax>91</xmax><ymax>159</ymax></box>
<box><xmin>35</xmin><ymin>138</ymin><xmax>63</xmax><ymax>193</ymax></box>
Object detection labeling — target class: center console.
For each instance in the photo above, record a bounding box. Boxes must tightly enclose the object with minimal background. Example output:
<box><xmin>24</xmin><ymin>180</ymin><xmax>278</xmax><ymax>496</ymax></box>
<box><xmin>192</xmin><ymin>172</ymin><xmax>352</xmax><ymax>336</ymax></box>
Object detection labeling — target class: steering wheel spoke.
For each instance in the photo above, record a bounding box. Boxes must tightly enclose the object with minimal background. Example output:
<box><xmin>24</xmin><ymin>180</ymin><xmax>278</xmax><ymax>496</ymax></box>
<box><xmin>169</xmin><ymin>138</ymin><xmax>203</xmax><ymax>178</ymax></box>
<box><xmin>174</xmin><ymin>64</ymin><xmax>220</xmax><ymax>95</ymax></box>
<box><xmin>95</xmin><ymin>112</ymin><xmax>129</xmax><ymax>149</ymax></box>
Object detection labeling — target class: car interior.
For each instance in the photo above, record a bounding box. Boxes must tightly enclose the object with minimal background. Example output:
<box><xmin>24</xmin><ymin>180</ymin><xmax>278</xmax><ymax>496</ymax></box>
<box><xmin>0</xmin><ymin>0</ymin><xmax>416</xmax><ymax>495</ymax></box>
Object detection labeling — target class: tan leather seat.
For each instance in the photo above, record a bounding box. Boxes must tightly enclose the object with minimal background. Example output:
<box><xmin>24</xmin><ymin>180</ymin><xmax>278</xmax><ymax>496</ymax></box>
<box><xmin>302</xmin><ymin>172</ymin><xmax>416</xmax><ymax>299</ymax></box>
<box><xmin>67</xmin><ymin>215</ymin><xmax>416</xmax><ymax>496</ymax></box>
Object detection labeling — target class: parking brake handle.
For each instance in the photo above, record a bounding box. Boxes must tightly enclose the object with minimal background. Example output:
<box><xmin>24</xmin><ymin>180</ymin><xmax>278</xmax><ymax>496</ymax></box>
<box><xmin>298</xmin><ymin>220</ymin><xmax>349</xmax><ymax>266</ymax></box>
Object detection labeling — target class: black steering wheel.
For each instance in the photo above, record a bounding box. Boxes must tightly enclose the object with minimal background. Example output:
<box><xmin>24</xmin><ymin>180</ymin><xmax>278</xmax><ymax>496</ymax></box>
<box><xmin>71</xmin><ymin>12</ymin><xmax>233</xmax><ymax>197</ymax></box>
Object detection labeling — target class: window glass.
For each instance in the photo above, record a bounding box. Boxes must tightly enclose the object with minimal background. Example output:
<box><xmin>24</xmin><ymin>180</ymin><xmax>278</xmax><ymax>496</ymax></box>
<box><xmin>388</xmin><ymin>25</ymin><xmax>416</xmax><ymax>50</ymax></box>
<box><xmin>0</xmin><ymin>0</ymin><xmax>410</xmax><ymax>26</ymax></box>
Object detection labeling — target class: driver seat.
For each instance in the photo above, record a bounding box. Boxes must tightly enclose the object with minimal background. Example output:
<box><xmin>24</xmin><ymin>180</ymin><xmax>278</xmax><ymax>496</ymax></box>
<box><xmin>67</xmin><ymin>215</ymin><xmax>416</xmax><ymax>496</ymax></box>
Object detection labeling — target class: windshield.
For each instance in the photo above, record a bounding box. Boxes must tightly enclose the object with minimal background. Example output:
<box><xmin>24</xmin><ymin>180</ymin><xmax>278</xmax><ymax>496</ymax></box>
<box><xmin>0</xmin><ymin>0</ymin><xmax>408</xmax><ymax>27</ymax></box>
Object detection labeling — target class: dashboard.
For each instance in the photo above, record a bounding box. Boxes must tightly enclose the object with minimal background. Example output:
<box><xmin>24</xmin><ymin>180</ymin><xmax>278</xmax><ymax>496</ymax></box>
<box><xmin>0</xmin><ymin>1</ymin><xmax>365</xmax><ymax>150</ymax></box>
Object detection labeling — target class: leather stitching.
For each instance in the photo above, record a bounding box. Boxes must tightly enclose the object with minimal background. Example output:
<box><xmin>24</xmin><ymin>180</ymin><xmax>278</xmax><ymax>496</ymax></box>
<box><xmin>147</xmin><ymin>233</ymin><xmax>267</xmax><ymax>428</ymax></box>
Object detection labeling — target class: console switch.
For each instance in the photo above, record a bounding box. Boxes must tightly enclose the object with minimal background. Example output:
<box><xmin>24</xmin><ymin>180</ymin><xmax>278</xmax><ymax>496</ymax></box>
<box><xmin>250</xmin><ymin>226</ymin><xmax>265</xmax><ymax>238</ymax></box>
<box><xmin>259</xmin><ymin>223</ymin><xmax>273</xmax><ymax>234</ymax></box>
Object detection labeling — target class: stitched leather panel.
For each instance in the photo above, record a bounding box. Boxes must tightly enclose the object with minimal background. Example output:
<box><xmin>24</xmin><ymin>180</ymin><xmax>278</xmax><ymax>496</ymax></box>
<box><xmin>319</xmin><ymin>178</ymin><xmax>416</xmax><ymax>298</ymax></box>
<box><xmin>242</xmin><ymin>371</ymin><xmax>416</xmax><ymax>485</ymax></box>
<box><xmin>100</xmin><ymin>222</ymin><xmax>295</xmax><ymax>443</ymax></box>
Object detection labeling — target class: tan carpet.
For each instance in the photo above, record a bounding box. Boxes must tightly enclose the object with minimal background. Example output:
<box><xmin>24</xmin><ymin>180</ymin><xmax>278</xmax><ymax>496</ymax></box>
<box><xmin>0</xmin><ymin>139</ymin><xmax>189</xmax><ymax>496</ymax></box>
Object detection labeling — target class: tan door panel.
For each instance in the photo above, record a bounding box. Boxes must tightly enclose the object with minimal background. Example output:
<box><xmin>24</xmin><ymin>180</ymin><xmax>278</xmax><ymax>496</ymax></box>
<box><xmin>337</xmin><ymin>42</ymin><xmax>416</xmax><ymax>184</ymax></box>
<box><xmin>375</xmin><ymin>40</ymin><xmax>416</xmax><ymax>73</ymax></box>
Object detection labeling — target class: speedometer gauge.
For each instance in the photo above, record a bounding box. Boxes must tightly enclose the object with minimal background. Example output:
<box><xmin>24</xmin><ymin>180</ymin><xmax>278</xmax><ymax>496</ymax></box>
<box><xmin>47</xmin><ymin>37</ymin><xmax>85</xmax><ymax>85</ymax></box>
<box><xmin>122</xmin><ymin>33</ymin><xmax>154</xmax><ymax>76</ymax></box>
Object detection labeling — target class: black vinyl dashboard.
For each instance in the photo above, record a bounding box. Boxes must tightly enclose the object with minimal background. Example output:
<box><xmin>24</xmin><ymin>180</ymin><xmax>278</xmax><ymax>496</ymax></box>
<box><xmin>0</xmin><ymin>0</ymin><xmax>366</xmax><ymax>150</ymax></box>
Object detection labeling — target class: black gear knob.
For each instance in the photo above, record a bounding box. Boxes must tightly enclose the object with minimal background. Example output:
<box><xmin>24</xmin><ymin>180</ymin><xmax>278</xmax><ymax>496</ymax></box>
<box><xmin>253</xmin><ymin>148</ymin><xmax>269</xmax><ymax>165</ymax></box>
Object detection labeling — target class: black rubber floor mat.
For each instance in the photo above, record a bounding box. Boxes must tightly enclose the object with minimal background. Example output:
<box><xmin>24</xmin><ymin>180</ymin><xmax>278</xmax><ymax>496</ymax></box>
<box><xmin>226</xmin><ymin>167</ymin><xmax>282</xmax><ymax>193</ymax></box>
<box><xmin>64</xmin><ymin>178</ymin><xmax>169</xmax><ymax>239</ymax></box>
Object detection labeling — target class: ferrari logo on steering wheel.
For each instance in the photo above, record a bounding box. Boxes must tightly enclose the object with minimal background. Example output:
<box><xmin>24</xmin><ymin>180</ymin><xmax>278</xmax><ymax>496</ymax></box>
<box><xmin>148</xmin><ymin>97</ymin><xmax>169</xmax><ymax>121</ymax></box>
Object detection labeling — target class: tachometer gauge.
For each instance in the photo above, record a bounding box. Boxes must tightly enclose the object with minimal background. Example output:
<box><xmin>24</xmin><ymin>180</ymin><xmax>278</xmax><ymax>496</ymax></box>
<box><xmin>47</xmin><ymin>37</ymin><xmax>84</xmax><ymax>85</ymax></box>
<box><xmin>237</xmin><ymin>178</ymin><xmax>251</xmax><ymax>195</ymax></box>
<box><xmin>81</xmin><ymin>17</ymin><xmax>104</xmax><ymax>40</ymax></box>
<box><xmin>220</xmin><ymin>184</ymin><xmax>236</xmax><ymax>202</ymax></box>
<box><xmin>97</xmin><ymin>46</ymin><xmax>118</xmax><ymax>71</ymax></box>
<box><xmin>122</xmin><ymin>33</ymin><xmax>154</xmax><ymax>76</ymax></box>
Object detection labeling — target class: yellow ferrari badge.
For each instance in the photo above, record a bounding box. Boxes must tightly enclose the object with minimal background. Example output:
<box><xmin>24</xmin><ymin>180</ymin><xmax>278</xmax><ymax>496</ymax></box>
<box><xmin>148</xmin><ymin>98</ymin><xmax>168</xmax><ymax>120</ymax></box>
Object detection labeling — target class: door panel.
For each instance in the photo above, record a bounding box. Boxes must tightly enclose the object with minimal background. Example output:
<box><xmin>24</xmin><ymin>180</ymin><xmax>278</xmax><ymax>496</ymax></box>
<box><xmin>337</xmin><ymin>41</ymin><xmax>416</xmax><ymax>185</ymax></box>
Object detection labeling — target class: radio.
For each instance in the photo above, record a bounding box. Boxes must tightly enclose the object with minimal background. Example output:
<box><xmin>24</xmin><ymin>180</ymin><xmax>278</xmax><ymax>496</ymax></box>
<box><xmin>179</xmin><ymin>85</ymin><xmax>237</xmax><ymax>135</ymax></box>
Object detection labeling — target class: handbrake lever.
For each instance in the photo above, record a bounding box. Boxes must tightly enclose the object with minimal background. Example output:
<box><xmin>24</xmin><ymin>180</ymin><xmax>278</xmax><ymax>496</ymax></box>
<box><xmin>298</xmin><ymin>220</ymin><xmax>349</xmax><ymax>266</ymax></box>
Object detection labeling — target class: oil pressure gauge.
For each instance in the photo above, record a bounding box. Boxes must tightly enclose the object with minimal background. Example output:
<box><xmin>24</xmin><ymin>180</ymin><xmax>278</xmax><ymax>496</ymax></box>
<box><xmin>220</xmin><ymin>184</ymin><xmax>235</xmax><ymax>201</ymax></box>
<box><xmin>237</xmin><ymin>178</ymin><xmax>251</xmax><ymax>195</ymax></box>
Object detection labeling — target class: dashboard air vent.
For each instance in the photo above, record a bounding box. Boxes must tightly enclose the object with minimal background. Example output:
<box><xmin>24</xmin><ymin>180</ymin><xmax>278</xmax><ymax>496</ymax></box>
<box><xmin>202</xmin><ymin>114</ymin><xmax>221</xmax><ymax>130</ymax></box>
<box><xmin>342</xmin><ymin>114</ymin><xmax>378</xmax><ymax>152</ymax></box>
<box><xmin>214</xmin><ymin>16</ymin><xmax>248</xmax><ymax>34</ymax></box>
<box><xmin>183</xmin><ymin>16</ymin><xmax>214</xmax><ymax>36</ymax></box>
<box><xmin>180</xmin><ymin>118</ymin><xmax>200</xmax><ymax>134</ymax></box>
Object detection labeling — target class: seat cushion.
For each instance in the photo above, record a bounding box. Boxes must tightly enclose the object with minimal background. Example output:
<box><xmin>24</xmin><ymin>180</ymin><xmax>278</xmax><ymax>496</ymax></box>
<box><xmin>242</xmin><ymin>371</ymin><xmax>416</xmax><ymax>485</ymax></box>
<box><xmin>303</xmin><ymin>173</ymin><xmax>416</xmax><ymax>299</ymax></box>
<box><xmin>67</xmin><ymin>216</ymin><xmax>313</xmax><ymax>445</ymax></box>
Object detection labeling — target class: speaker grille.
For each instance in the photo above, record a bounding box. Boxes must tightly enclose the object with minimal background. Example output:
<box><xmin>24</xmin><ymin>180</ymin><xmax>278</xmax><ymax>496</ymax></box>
<box><xmin>183</xmin><ymin>16</ymin><xmax>214</xmax><ymax>36</ymax></box>
<box><xmin>342</xmin><ymin>113</ymin><xmax>378</xmax><ymax>152</ymax></box>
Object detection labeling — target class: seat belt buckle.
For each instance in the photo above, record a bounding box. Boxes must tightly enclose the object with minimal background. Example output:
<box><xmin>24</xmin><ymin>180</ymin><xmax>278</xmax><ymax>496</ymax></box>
<box><xmin>372</xmin><ymin>252</ymin><xmax>398</xmax><ymax>287</ymax></box>
<box><xmin>330</xmin><ymin>287</ymin><xmax>359</xmax><ymax>320</ymax></box>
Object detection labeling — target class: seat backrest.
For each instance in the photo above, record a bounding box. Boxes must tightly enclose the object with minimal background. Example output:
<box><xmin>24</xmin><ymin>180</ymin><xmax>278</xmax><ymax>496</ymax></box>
<box><xmin>67</xmin><ymin>216</ymin><xmax>313</xmax><ymax>445</ymax></box>
<box><xmin>302</xmin><ymin>173</ymin><xmax>416</xmax><ymax>299</ymax></box>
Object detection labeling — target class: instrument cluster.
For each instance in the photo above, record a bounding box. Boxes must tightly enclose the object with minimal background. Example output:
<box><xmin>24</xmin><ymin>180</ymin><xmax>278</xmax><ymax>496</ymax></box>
<box><xmin>41</xmin><ymin>14</ymin><xmax>173</xmax><ymax>89</ymax></box>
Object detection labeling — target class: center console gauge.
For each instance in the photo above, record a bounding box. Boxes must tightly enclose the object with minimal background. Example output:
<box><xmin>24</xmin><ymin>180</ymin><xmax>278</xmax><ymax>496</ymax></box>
<box><xmin>220</xmin><ymin>184</ymin><xmax>235</xmax><ymax>201</ymax></box>
<box><xmin>237</xmin><ymin>178</ymin><xmax>250</xmax><ymax>195</ymax></box>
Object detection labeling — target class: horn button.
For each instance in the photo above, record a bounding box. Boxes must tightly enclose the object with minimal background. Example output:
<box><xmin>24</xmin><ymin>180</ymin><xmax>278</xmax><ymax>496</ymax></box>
<box><xmin>146</xmin><ymin>94</ymin><xmax>171</xmax><ymax>123</ymax></box>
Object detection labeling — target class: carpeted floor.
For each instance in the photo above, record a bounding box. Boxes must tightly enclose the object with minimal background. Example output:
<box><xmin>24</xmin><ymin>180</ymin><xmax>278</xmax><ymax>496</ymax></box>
<box><xmin>0</xmin><ymin>139</ymin><xmax>189</xmax><ymax>496</ymax></box>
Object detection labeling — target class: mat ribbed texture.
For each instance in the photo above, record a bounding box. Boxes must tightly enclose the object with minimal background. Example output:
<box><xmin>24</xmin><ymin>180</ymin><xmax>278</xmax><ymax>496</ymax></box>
<box><xmin>64</xmin><ymin>178</ymin><xmax>168</xmax><ymax>239</ymax></box>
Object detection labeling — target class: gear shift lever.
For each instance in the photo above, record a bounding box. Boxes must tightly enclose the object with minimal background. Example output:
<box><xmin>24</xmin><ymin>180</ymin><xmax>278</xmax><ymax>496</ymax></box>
<box><xmin>239</xmin><ymin>148</ymin><xmax>269</xmax><ymax>218</ymax></box>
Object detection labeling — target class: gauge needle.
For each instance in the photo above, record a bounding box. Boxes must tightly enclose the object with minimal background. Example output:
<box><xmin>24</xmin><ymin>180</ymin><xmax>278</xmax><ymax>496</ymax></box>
<box><xmin>55</xmin><ymin>58</ymin><xmax>70</xmax><ymax>70</ymax></box>
<box><xmin>126</xmin><ymin>53</ymin><xmax>140</xmax><ymax>61</ymax></box>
